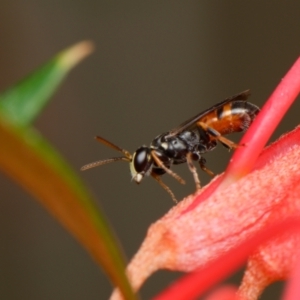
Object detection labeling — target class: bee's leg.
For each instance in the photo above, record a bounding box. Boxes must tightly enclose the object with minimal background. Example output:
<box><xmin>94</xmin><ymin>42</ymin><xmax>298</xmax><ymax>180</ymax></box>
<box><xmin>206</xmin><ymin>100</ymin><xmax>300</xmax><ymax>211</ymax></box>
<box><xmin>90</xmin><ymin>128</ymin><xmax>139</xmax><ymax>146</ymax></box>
<box><xmin>218</xmin><ymin>141</ymin><xmax>232</xmax><ymax>150</ymax></box>
<box><xmin>151</xmin><ymin>173</ymin><xmax>178</xmax><ymax>204</ymax></box>
<box><xmin>198</xmin><ymin>122</ymin><xmax>241</xmax><ymax>150</ymax></box>
<box><xmin>151</xmin><ymin>150</ymin><xmax>185</xmax><ymax>184</ymax></box>
<box><xmin>199</xmin><ymin>157</ymin><xmax>215</xmax><ymax>177</ymax></box>
<box><xmin>186</xmin><ymin>152</ymin><xmax>201</xmax><ymax>190</ymax></box>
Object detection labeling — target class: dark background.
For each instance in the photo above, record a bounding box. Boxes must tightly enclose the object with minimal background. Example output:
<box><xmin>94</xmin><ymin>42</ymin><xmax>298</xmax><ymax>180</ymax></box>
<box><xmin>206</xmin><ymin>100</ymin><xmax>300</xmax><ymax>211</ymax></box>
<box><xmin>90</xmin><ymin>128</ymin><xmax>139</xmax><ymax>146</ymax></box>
<box><xmin>0</xmin><ymin>1</ymin><xmax>299</xmax><ymax>299</ymax></box>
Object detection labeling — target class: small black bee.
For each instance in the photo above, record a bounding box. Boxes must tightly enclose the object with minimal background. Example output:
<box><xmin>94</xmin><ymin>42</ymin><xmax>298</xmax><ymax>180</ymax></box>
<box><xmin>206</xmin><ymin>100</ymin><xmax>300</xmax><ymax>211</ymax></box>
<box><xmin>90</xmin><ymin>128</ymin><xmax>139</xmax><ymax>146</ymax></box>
<box><xmin>81</xmin><ymin>90</ymin><xmax>259</xmax><ymax>203</ymax></box>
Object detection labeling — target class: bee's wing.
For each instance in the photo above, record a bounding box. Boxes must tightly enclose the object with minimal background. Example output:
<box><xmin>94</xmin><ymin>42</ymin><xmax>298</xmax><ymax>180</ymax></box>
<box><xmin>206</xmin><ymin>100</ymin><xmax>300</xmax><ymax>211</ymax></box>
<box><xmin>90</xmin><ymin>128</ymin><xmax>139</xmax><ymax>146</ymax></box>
<box><xmin>166</xmin><ymin>90</ymin><xmax>251</xmax><ymax>137</ymax></box>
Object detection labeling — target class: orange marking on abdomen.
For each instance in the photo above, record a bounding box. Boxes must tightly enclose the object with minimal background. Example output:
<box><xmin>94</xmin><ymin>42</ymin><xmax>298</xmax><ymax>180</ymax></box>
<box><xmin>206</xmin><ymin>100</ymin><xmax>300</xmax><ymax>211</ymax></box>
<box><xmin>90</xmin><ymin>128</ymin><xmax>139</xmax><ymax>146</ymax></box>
<box><xmin>197</xmin><ymin>102</ymin><xmax>249</xmax><ymax>135</ymax></box>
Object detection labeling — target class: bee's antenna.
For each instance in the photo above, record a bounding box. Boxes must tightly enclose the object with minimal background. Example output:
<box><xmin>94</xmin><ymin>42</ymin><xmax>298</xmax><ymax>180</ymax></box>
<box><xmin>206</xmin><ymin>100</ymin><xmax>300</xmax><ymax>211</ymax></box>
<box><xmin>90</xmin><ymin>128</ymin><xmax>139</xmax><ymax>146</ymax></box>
<box><xmin>81</xmin><ymin>157</ymin><xmax>130</xmax><ymax>171</ymax></box>
<box><xmin>81</xmin><ymin>136</ymin><xmax>132</xmax><ymax>171</ymax></box>
<box><xmin>95</xmin><ymin>136</ymin><xmax>132</xmax><ymax>160</ymax></box>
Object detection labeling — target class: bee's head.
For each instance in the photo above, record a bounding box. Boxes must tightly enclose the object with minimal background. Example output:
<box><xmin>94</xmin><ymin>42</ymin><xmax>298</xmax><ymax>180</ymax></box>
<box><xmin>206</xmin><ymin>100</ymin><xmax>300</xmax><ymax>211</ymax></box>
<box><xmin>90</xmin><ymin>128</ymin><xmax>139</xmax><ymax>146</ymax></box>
<box><xmin>130</xmin><ymin>146</ymin><xmax>153</xmax><ymax>183</ymax></box>
<box><xmin>81</xmin><ymin>136</ymin><xmax>180</xmax><ymax>203</ymax></box>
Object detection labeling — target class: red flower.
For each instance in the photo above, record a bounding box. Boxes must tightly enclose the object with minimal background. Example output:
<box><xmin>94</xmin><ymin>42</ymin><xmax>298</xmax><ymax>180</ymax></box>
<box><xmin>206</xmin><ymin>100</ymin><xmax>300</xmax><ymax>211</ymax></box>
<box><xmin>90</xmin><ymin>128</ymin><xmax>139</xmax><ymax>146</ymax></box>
<box><xmin>110</xmin><ymin>57</ymin><xmax>300</xmax><ymax>300</ymax></box>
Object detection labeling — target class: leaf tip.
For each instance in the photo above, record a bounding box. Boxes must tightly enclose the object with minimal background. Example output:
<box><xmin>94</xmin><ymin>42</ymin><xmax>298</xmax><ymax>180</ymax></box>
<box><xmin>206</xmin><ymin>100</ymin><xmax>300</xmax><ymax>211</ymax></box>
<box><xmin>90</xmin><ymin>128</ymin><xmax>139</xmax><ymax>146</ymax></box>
<box><xmin>58</xmin><ymin>40</ymin><xmax>95</xmax><ymax>69</ymax></box>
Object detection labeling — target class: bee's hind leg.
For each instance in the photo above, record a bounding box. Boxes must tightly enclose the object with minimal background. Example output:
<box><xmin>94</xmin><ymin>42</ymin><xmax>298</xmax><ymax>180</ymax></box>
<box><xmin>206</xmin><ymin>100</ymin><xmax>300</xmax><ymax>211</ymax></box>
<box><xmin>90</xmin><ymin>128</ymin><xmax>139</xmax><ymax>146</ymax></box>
<box><xmin>199</xmin><ymin>122</ymin><xmax>241</xmax><ymax>150</ymax></box>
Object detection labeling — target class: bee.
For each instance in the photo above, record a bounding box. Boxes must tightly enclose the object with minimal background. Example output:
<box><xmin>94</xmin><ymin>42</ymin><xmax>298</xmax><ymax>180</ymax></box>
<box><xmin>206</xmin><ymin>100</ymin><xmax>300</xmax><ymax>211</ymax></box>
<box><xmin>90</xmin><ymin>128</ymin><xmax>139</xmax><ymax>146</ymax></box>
<box><xmin>81</xmin><ymin>90</ymin><xmax>259</xmax><ymax>203</ymax></box>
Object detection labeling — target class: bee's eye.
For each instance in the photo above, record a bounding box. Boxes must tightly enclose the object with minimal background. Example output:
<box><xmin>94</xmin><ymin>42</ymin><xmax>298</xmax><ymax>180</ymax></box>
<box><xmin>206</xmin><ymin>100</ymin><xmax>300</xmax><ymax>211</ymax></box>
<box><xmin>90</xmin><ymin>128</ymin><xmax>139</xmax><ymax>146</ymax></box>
<box><xmin>134</xmin><ymin>147</ymin><xmax>151</xmax><ymax>173</ymax></box>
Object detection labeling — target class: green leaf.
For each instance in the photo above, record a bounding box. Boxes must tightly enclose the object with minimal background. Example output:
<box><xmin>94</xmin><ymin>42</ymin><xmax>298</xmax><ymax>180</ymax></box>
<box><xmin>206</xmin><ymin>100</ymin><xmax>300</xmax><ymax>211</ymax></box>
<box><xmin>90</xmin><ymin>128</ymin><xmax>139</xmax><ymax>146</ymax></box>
<box><xmin>0</xmin><ymin>42</ymin><xmax>136</xmax><ymax>299</ymax></box>
<box><xmin>0</xmin><ymin>41</ymin><xmax>93</xmax><ymax>127</ymax></box>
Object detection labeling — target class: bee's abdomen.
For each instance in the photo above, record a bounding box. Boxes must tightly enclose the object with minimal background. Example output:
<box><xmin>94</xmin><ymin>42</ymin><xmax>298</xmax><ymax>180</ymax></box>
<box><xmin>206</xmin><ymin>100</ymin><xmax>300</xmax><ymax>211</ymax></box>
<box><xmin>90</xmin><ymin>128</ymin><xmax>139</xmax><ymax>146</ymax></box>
<box><xmin>197</xmin><ymin>100</ymin><xmax>260</xmax><ymax>135</ymax></box>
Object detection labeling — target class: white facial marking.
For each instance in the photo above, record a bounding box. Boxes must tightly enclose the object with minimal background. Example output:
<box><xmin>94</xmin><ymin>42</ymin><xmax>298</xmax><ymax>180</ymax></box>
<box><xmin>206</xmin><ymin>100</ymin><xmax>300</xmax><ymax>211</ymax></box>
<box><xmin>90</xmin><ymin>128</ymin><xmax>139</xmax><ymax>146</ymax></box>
<box><xmin>134</xmin><ymin>173</ymin><xmax>143</xmax><ymax>183</ymax></box>
<box><xmin>129</xmin><ymin>160</ymin><xmax>137</xmax><ymax>179</ymax></box>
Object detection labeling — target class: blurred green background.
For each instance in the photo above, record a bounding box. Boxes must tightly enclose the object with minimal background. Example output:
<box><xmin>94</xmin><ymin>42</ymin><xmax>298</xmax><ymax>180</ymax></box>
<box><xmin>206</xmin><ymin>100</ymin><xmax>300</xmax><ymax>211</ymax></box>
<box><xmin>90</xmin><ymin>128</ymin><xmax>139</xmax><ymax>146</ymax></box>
<box><xmin>0</xmin><ymin>1</ymin><xmax>299</xmax><ymax>299</ymax></box>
